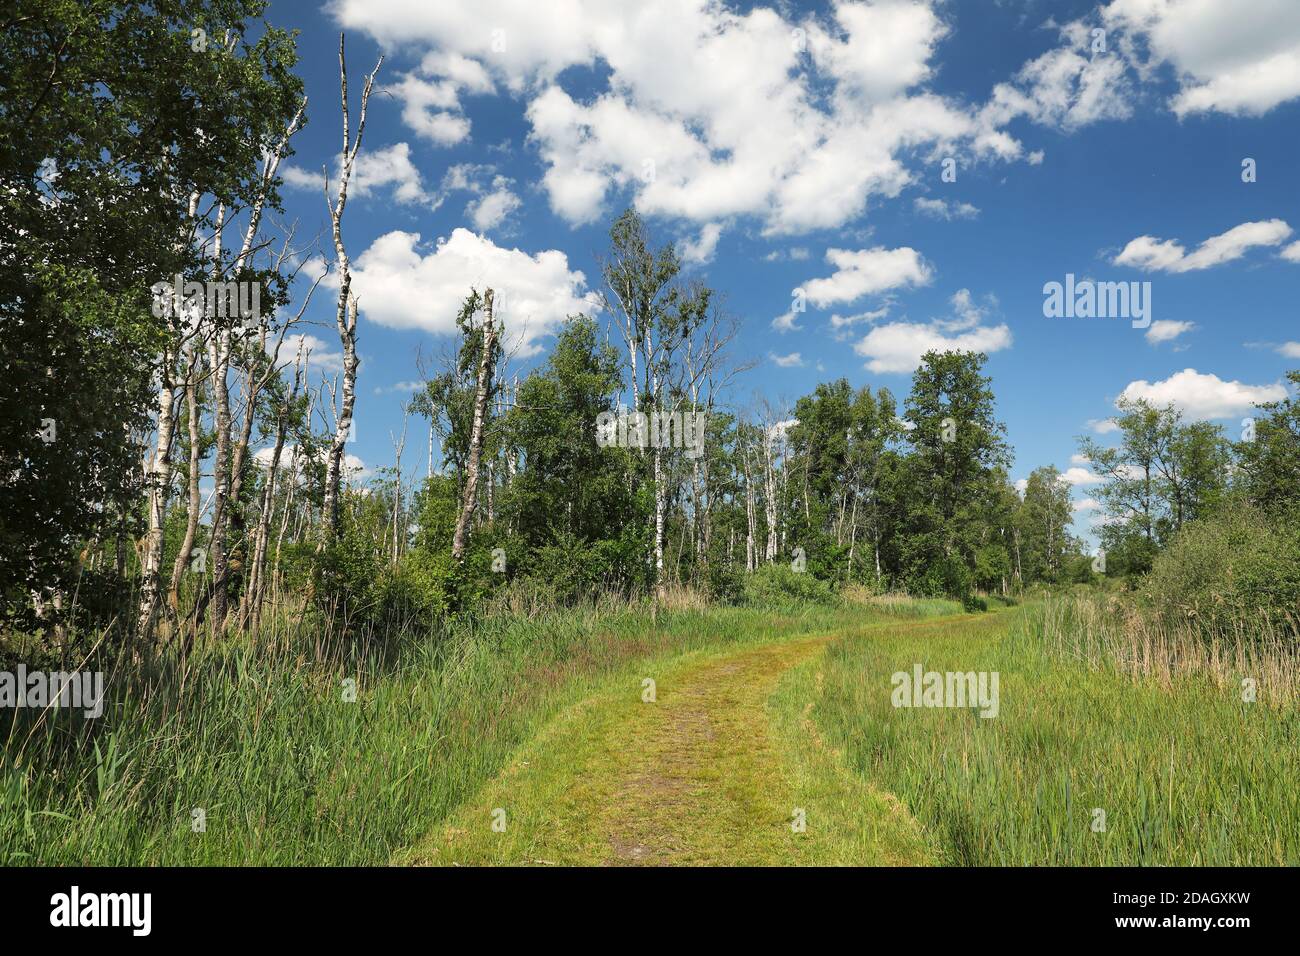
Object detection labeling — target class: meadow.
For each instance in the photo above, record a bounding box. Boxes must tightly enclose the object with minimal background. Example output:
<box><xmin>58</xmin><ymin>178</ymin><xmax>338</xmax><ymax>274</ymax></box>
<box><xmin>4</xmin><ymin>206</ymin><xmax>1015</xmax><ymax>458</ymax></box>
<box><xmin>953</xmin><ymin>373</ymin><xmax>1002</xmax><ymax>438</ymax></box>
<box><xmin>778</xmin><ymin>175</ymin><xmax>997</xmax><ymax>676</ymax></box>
<box><xmin>1</xmin><ymin>592</ymin><xmax>866</xmax><ymax>865</ymax></box>
<box><xmin>5</xmin><ymin>586</ymin><xmax>1292</xmax><ymax>866</ymax></box>
<box><xmin>808</xmin><ymin>597</ymin><xmax>1299</xmax><ymax>866</ymax></box>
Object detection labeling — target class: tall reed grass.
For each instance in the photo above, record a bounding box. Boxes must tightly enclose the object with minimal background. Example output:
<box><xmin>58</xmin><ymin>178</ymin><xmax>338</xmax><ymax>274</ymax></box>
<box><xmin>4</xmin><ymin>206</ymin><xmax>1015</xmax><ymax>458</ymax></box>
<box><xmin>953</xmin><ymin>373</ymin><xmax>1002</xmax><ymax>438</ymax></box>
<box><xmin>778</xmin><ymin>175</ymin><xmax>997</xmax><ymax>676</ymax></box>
<box><xmin>811</xmin><ymin>599</ymin><xmax>1299</xmax><ymax>865</ymax></box>
<box><xmin>0</xmin><ymin>589</ymin><xmax>862</xmax><ymax>865</ymax></box>
<box><xmin>1035</xmin><ymin>592</ymin><xmax>1299</xmax><ymax>706</ymax></box>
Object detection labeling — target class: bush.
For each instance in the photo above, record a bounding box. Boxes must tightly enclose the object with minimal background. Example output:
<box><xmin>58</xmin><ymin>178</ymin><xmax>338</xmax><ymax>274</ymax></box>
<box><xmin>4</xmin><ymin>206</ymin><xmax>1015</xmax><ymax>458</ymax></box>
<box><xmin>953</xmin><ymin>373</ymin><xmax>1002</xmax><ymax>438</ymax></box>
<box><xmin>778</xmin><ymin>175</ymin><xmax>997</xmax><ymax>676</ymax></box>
<box><xmin>394</xmin><ymin>548</ymin><xmax>457</xmax><ymax>618</ymax></box>
<box><xmin>1141</xmin><ymin>504</ymin><xmax>1300</xmax><ymax>639</ymax></box>
<box><xmin>314</xmin><ymin>513</ymin><xmax>454</xmax><ymax>636</ymax></box>
<box><xmin>742</xmin><ymin>562</ymin><xmax>837</xmax><ymax>606</ymax></box>
<box><xmin>704</xmin><ymin>561</ymin><xmax>745</xmax><ymax>605</ymax></box>
<box><xmin>514</xmin><ymin>532</ymin><xmax>645</xmax><ymax>607</ymax></box>
<box><xmin>912</xmin><ymin>554</ymin><xmax>973</xmax><ymax>604</ymax></box>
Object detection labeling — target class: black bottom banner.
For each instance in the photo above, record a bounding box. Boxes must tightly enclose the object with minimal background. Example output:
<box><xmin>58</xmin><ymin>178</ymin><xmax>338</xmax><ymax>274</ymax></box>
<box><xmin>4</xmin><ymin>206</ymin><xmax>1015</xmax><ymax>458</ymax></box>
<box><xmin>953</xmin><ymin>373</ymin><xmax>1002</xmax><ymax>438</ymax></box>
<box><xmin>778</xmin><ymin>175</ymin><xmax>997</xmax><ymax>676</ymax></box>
<box><xmin>0</xmin><ymin>866</ymin><xmax>1289</xmax><ymax>943</ymax></box>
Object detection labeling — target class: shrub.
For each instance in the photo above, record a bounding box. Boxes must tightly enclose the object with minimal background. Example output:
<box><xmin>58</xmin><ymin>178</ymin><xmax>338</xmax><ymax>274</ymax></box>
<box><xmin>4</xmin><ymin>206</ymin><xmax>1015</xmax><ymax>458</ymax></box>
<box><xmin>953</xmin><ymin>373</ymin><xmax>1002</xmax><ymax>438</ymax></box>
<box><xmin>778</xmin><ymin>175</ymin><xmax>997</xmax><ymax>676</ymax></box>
<box><xmin>513</xmin><ymin>533</ymin><xmax>645</xmax><ymax>607</ymax></box>
<box><xmin>741</xmin><ymin>562</ymin><xmax>837</xmax><ymax>606</ymax></box>
<box><xmin>913</xmin><ymin>554</ymin><xmax>973</xmax><ymax>604</ymax></box>
<box><xmin>704</xmin><ymin>561</ymin><xmax>745</xmax><ymax>605</ymax></box>
<box><xmin>395</xmin><ymin>547</ymin><xmax>457</xmax><ymax>618</ymax></box>
<box><xmin>1141</xmin><ymin>504</ymin><xmax>1300</xmax><ymax>639</ymax></box>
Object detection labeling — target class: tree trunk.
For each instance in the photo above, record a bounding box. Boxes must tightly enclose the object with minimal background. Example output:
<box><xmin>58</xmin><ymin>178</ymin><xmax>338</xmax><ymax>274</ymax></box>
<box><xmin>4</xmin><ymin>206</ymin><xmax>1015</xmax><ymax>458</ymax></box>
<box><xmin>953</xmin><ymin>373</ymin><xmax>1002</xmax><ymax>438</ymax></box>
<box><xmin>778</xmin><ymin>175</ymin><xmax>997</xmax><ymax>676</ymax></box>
<box><xmin>847</xmin><ymin>489</ymin><xmax>859</xmax><ymax>580</ymax></box>
<box><xmin>653</xmin><ymin>444</ymin><xmax>667</xmax><ymax>595</ymax></box>
<box><xmin>762</xmin><ymin>426</ymin><xmax>778</xmax><ymax>563</ymax></box>
<box><xmin>207</xmin><ymin>326</ymin><xmax>232</xmax><ymax>627</ymax></box>
<box><xmin>168</xmin><ymin>340</ymin><xmax>204</xmax><ymax>612</ymax></box>
<box><xmin>241</xmin><ymin>344</ymin><xmax>303</xmax><ymax>630</ymax></box>
<box><xmin>136</xmin><ymin>188</ymin><xmax>201</xmax><ymax>641</ymax></box>
<box><xmin>390</xmin><ymin>411</ymin><xmax>407</xmax><ymax>567</ymax></box>
<box><xmin>136</xmin><ymin>343</ymin><xmax>178</xmax><ymax>638</ymax></box>
<box><xmin>743</xmin><ymin>439</ymin><xmax>757</xmax><ymax>572</ymax></box>
<box><xmin>452</xmin><ymin>289</ymin><xmax>498</xmax><ymax>562</ymax></box>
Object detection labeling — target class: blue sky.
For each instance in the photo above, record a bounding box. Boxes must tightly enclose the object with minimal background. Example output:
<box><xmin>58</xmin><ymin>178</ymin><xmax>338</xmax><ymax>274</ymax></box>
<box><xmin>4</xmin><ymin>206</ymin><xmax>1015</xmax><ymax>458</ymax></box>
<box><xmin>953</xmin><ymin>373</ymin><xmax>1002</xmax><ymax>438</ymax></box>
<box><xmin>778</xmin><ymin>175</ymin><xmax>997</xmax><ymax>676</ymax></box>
<box><xmin>262</xmin><ymin>0</ymin><xmax>1300</xmax><ymax>543</ymax></box>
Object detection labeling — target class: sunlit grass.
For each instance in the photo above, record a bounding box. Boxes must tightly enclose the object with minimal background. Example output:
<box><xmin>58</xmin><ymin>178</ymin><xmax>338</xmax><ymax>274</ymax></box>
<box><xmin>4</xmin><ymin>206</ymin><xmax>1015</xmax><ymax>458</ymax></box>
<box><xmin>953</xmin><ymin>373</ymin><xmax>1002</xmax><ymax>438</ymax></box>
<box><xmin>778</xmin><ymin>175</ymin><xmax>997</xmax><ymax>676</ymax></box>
<box><xmin>811</xmin><ymin>605</ymin><xmax>1299</xmax><ymax>865</ymax></box>
<box><xmin>1</xmin><ymin>596</ymin><xmax>887</xmax><ymax>865</ymax></box>
<box><xmin>7</xmin><ymin>588</ymin><xmax>1288</xmax><ymax>866</ymax></box>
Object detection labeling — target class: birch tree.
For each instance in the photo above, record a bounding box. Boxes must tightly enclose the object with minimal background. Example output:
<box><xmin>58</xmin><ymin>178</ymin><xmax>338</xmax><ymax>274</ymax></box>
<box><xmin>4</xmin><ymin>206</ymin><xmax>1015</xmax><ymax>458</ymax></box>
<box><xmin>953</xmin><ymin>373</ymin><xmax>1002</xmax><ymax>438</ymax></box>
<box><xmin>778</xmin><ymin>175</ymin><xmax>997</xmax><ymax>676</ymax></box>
<box><xmin>137</xmin><ymin>191</ymin><xmax>202</xmax><ymax>638</ymax></box>
<box><xmin>322</xmin><ymin>35</ymin><xmax>382</xmax><ymax>538</ymax></box>
<box><xmin>452</xmin><ymin>289</ymin><xmax>499</xmax><ymax>562</ymax></box>
<box><xmin>601</xmin><ymin>211</ymin><xmax>728</xmax><ymax>597</ymax></box>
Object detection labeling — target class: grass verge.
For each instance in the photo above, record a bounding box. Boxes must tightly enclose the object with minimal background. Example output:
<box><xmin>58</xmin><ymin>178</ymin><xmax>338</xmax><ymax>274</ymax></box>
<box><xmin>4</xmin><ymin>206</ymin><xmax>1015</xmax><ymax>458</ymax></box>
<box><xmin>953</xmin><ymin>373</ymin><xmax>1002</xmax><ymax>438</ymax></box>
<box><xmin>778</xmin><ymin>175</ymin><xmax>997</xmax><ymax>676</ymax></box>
<box><xmin>810</xmin><ymin>605</ymin><xmax>1299</xmax><ymax>865</ymax></box>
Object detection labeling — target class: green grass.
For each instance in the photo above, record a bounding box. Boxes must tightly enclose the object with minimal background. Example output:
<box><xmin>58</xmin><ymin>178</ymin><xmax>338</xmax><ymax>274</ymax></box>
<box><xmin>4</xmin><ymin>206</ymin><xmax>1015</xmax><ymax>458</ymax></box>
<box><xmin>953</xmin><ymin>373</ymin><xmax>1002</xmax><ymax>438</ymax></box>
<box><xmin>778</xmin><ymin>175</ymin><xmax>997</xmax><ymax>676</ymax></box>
<box><xmin>1</xmin><ymin>597</ymin><xmax>904</xmax><ymax>865</ymax></box>
<box><xmin>399</xmin><ymin>617</ymin><xmax>948</xmax><ymax>866</ymax></box>
<box><xmin>7</xmin><ymin>590</ymin><xmax>1290</xmax><ymax>866</ymax></box>
<box><xmin>809</xmin><ymin>604</ymin><xmax>1300</xmax><ymax>865</ymax></box>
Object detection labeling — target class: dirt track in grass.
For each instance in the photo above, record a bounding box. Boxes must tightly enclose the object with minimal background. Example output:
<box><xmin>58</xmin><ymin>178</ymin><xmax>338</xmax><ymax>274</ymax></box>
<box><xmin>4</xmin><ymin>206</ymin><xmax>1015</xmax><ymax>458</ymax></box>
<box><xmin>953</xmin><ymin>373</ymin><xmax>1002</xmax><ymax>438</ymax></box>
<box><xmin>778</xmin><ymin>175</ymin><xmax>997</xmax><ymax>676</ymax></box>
<box><xmin>397</xmin><ymin>619</ymin><xmax>964</xmax><ymax>867</ymax></box>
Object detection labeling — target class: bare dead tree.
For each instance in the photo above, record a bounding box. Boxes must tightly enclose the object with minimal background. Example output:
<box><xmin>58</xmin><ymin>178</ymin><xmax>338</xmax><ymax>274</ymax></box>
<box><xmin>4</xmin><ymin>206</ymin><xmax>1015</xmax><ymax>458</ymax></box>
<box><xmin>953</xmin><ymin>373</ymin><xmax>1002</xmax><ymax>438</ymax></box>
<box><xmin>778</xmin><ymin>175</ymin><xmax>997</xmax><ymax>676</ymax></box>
<box><xmin>167</xmin><ymin>331</ymin><xmax>212</xmax><ymax>613</ymax></box>
<box><xmin>390</xmin><ymin>407</ymin><xmax>409</xmax><ymax>567</ymax></box>
<box><xmin>240</xmin><ymin>337</ymin><xmax>307</xmax><ymax>632</ymax></box>
<box><xmin>201</xmin><ymin>96</ymin><xmax>307</xmax><ymax>631</ymax></box>
<box><xmin>322</xmin><ymin>34</ymin><xmax>382</xmax><ymax>539</ymax></box>
<box><xmin>741</xmin><ymin>424</ymin><xmax>758</xmax><ymax>572</ymax></box>
<box><xmin>223</xmin><ymin>232</ymin><xmax>321</xmax><ymax>621</ymax></box>
<box><xmin>758</xmin><ymin>400</ymin><xmax>787</xmax><ymax>564</ymax></box>
<box><xmin>682</xmin><ymin>305</ymin><xmax>751</xmax><ymax>574</ymax></box>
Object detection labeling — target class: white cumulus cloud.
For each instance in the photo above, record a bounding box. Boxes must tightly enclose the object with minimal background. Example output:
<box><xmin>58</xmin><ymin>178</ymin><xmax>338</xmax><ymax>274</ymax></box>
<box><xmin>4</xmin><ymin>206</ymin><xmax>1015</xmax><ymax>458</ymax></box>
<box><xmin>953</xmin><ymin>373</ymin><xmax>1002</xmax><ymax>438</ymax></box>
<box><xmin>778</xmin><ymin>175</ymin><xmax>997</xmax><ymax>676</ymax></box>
<box><xmin>330</xmin><ymin>0</ymin><xmax>1053</xmax><ymax>235</ymax></box>
<box><xmin>914</xmin><ymin>197</ymin><xmax>979</xmax><ymax>220</ymax></box>
<box><xmin>851</xmin><ymin>287</ymin><xmax>1010</xmax><ymax>373</ymax></box>
<box><xmin>678</xmin><ymin>223</ymin><xmax>723</xmax><ymax>265</ymax></box>
<box><xmin>1118</xmin><ymin>368</ymin><xmax>1288</xmax><ymax>420</ymax></box>
<box><xmin>388</xmin><ymin>50</ymin><xmax>495</xmax><ymax>145</ymax></box>
<box><xmin>853</xmin><ymin>321</ymin><xmax>1012</xmax><ymax>374</ymax></box>
<box><xmin>801</xmin><ymin>246</ymin><xmax>932</xmax><ymax>307</ymax></box>
<box><xmin>1145</xmin><ymin>319</ymin><xmax>1195</xmax><ymax>345</ymax></box>
<box><xmin>276</xmin><ymin>334</ymin><xmax>345</xmax><ymax>374</ymax></box>
<box><xmin>1101</xmin><ymin>0</ymin><xmax>1300</xmax><ymax>118</ymax></box>
<box><xmin>282</xmin><ymin>142</ymin><xmax>432</xmax><ymax>206</ymax></box>
<box><xmin>1059</xmin><ymin>466</ymin><xmax>1103</xmax><ymax>486</ymax></box>
<box><xmin>981</xmin><ymin>19</ymin><xmax>1134</xmax><ymax>133</ymax></box>
<box><xmin>347</xmin><ymin>228</ymin><xmax>598</xmax><ymax>356</ymax></box>
<box><xmin>467</xmin><ymin>176</ymin><xmax>522</xmax><ymax>231</ymax></box>
<box><xmin>1114</xmin><ymin>219</ymin><xmax>1292</xmax><ymax>273</ymax></box>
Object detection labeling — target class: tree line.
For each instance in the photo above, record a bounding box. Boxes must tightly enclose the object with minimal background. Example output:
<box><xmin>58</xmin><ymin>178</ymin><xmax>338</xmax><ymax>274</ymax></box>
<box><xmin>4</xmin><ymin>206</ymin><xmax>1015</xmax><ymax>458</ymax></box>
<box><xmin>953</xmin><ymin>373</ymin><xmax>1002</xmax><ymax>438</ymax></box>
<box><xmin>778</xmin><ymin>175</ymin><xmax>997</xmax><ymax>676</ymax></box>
<box><xmin>4</xmin><ymin>1</ymin><xmax>1298</xmax><ymax>651</ymax></box>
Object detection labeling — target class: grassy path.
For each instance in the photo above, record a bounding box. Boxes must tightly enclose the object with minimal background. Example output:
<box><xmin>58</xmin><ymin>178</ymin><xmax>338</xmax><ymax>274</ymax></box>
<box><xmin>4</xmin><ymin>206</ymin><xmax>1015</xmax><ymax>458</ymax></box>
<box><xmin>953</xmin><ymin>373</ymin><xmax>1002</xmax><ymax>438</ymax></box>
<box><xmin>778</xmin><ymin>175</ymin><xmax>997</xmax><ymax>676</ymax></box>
<box><xmin>395</xmin><ymin>601</ymin><xmax>1297</xmax><ymax>867</ymax></box>
<box><xmin>398</xmin><ymin>620</ymin><xmax>950</xmax><ymax>866</ymax></box>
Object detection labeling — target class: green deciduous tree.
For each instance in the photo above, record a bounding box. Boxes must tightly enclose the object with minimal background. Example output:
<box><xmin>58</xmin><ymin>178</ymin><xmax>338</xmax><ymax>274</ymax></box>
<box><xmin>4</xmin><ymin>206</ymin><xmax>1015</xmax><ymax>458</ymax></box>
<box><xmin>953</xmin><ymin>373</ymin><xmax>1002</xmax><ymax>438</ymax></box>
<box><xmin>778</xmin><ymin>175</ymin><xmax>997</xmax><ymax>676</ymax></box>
<box><xmin>1017</xmin><ymin>466</ymin><xmax>1074</xmax><ymax>583</ymax></box>
<box><xmin>1080</xmin><ymin>397</ymin><xmax>1228</xmax><ymax>577</ymax></box>
<box><xmin>0</xmin><ymin>0</ymin><xmax>304</xmax><ymax>625</ymax></box>
<box><xmin>1235</xmin><ymin>370</ymin><xmax>1300</xmax><ymax>516</ymax></box>
<box><xmin>899</xmin><ymin>351</ymin><xmax>1010</xmax><ymax>598</ymax></box>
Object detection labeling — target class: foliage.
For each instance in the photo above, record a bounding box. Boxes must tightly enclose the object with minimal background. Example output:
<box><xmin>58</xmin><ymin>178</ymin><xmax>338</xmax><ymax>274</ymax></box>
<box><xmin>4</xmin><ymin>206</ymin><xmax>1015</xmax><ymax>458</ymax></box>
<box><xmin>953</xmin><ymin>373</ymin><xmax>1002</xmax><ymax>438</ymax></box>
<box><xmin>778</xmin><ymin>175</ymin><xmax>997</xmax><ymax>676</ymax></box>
<box><xmin>0</xmin><ymin>0</ymin><xmax>304</xmax><ymax>607</ymax></box>
<box><xmin>1140</xmin><ymin>503</ymin><xmax>1300</xmax><ymax>638</ymax></box>
<box><xmin>1234</xmin><ymin>369</ymin><xmax>1300</xmax><ymax>515</ymax></box>
<box><xmin>1080</xmin><ymin>396</ymin><xmax>1229</xmax><ymax>578</ymax></box>
<box><xmin>741</xmin><ymin>563</ymin><xmax>837</xmax><ymax>606</ymax></box>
